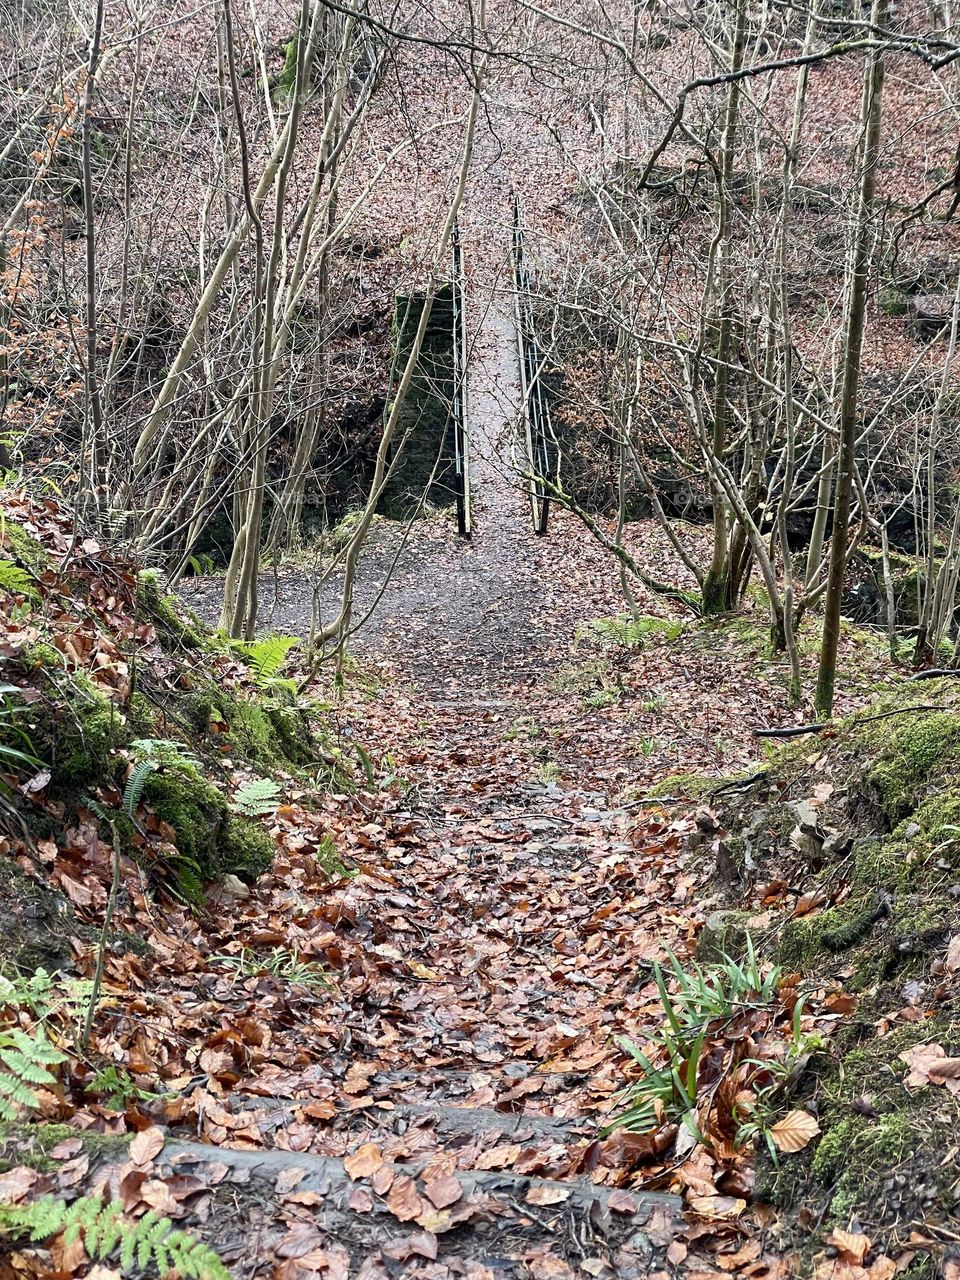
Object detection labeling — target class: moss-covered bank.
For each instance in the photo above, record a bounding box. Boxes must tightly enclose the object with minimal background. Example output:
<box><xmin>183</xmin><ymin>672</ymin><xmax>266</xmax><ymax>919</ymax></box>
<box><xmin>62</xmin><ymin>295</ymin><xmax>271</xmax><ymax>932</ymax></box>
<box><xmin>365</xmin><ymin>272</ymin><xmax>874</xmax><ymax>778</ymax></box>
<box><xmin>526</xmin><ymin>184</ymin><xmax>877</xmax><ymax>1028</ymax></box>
<box><xmin>697</xmin><ymin>677</ymin><xmax>960</xmax><ymax>1259</ymax></box>
<box><xmin>1</xmin><ymin>524</ymin><xmax>327</xmax><ymax>920</ymax></box>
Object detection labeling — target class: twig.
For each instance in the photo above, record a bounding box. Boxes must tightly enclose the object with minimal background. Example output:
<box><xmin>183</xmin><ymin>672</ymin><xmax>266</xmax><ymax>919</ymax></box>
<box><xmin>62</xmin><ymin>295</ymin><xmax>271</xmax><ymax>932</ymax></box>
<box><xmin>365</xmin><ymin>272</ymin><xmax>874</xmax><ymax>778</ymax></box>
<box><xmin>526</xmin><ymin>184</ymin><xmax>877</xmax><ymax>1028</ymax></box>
<box><xmin>753</xmin><ymin>704</ymin><xmax>950</xmax><ymax>738</ymax></box>
<box><xmin>909</xmin><ymin>668</ymin><xmax>960</xmax><ymax>681</ymax></box>
<box><xmin>82</xmin><ymin>818</ymin><xmax>121</xmax><ymax>1053</ymax></box>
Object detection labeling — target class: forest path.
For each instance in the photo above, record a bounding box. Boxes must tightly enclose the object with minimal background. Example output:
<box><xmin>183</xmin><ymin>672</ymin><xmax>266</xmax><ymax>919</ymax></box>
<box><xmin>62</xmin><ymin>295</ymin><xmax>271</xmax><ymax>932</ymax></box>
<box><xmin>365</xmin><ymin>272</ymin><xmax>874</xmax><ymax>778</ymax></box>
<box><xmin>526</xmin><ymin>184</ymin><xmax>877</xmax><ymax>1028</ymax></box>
<box><xmin>184</xmin><ymin>214</ymin><xmax>597</xmax><ymax>699</ymax></box>
<box><xmin>179</xmin><ymin>226</ymin><xmax>702</xmax><ymax>1275</ymax></box>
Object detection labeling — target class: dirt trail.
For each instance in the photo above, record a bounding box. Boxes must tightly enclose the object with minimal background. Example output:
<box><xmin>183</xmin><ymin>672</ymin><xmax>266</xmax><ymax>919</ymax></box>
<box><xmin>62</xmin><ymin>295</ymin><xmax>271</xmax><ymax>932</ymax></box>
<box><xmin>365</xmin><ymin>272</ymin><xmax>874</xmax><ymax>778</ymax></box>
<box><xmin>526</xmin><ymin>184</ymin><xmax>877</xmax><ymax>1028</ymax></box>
<box><xmin>180</xmin><ymin>175</ymin><xmax>697</xmax><ymax>1276</ymax></box>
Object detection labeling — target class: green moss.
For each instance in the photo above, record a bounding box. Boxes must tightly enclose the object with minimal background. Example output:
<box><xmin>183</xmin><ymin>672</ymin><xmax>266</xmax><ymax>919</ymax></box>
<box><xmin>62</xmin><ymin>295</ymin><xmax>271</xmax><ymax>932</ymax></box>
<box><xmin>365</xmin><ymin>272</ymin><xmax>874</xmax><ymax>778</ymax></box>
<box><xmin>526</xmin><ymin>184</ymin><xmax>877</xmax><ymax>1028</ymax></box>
<box><xmin>814</xmin><ymin>1111</ymin><xmax>957</xmax><ymax>1223</ymax></box>
<box><xmin>878</xmin><ymin>286</ymin><xmax>910</xmax><ymax>317</ymax></box>
<box><xmin>862</xmin><ymin>710</ymin><xmax>960</xmax><ymax>823</ymax></box>
<box><xmin>645</xmin><ymin>771</ymin><xmax>719</xmax><ymax>799</ymax></box>
<box><xmin>144</xmin><ymin>762</ymin><xmax>223</xmax><ymax>883</ymax></box>
<box><xmin>778</xmin><ymin>899</ymin><xmax>881</xmax><ymax>970</ymax></box>
<box><xmin>275</xmin><ymin>35</ymin><xmax>298</xmax><ymax>100</ymax></box>
<box><xmin>0</xmin><ymin>1123</ymin><xmax>128</xmax><ymax>1173</ymax></box>
<box><xmin>220</xmin><ymin>814</ymin><xmax>276</xmax><ymax>879</ymax></box>
<box><xmin>18</xmin><ymin>677</ymin><xmax>129</xmax><ymax>796</ymax></box>
<box><xmin>16</xmin><ymin>641</ymin><xmax>65</xmax><ymax>671</ymax></box>
<box><xmin>1</xmin><ymin>522</ymin><xmax>49</xmax><ymax>575</ymax></box>
<box><xmin>143</xmin><ymin>763</ymin><xmax>275</xmax><ymax>888</ymax></box>
<box><xmin>186</xmin><ymin>680</ymin><xmax>318</xmax><ymax>768</ymax></box>
<box><xmin>852</xmin><ymin>836</ymin><xmax>901</xmax><ymax>888</ymax></box>
<box><xmin>136</xmin><ymin>570</ymin><xmax>205</xmax><ymax>651</ymax></box>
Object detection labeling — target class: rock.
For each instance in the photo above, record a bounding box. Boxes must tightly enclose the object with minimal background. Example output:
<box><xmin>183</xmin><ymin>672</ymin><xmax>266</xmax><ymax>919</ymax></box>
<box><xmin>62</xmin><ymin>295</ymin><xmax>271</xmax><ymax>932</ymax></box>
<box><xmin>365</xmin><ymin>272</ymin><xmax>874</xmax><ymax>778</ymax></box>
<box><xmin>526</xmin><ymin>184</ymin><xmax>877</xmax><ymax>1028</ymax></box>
<box><xmin>909</xmin><ymin>294</ymin><xmax>953</xmax><ymax>338</ymax></box>
<box><xmin>218</xmin><ymin>874</ymin><xmax>251</xmax><ymax>901</ymax></box>
<box><xmin>697</xmin><ymin>909</ymin><xmax>752</xmax><ymax>963</ymax></box>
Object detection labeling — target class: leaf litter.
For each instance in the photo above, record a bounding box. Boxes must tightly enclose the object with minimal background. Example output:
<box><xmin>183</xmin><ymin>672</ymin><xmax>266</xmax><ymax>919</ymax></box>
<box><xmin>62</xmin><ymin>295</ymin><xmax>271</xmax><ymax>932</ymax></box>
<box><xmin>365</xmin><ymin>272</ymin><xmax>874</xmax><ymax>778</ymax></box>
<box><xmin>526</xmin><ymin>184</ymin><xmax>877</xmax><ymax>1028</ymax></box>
<box><xmin>0</xmin><ymin>490</ymin><xmax>905</xmax><ymax>1277</ymax></box>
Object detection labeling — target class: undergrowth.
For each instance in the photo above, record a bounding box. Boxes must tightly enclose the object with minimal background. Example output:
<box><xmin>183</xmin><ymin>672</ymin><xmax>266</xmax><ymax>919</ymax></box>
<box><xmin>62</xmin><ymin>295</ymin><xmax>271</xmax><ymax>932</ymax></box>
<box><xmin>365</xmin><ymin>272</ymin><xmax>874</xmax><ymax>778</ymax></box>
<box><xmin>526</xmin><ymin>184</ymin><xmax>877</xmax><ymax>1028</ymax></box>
<box><xmin>0</xmin><ymin>1196</ymin><xmax>229</xmax><ymax>1280</ymax></box>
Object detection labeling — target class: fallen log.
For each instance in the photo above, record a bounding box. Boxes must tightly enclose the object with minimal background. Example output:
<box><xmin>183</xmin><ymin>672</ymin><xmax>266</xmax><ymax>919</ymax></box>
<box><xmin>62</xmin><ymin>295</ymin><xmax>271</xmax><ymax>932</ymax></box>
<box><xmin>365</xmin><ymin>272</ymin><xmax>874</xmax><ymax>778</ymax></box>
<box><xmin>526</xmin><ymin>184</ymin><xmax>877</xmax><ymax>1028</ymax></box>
<box><xmin>155</xmin><ymin>1138</ymin><xmax>683</xmax><ymax>1270</ymax></box>
<box><xmin>228</xmin><ymin>1093</ymin><xmax>590</xmax><ymax>1144</ymax></box>
<box><xmin>160</xmin><ymin>1138</ymin><xmax>679</xmax><ymax>1219</ymax></box>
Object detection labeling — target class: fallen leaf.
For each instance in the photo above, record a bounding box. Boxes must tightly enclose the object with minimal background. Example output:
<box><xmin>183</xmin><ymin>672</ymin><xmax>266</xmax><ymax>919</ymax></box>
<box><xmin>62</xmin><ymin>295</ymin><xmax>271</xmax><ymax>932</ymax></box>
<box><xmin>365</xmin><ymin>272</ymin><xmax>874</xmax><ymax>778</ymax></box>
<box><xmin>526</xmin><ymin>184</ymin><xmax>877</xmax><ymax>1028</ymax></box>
<box><xmin>129</xmin><ymin>1127</ymin><xmax>165</xmax><ymax>1167</ymax></box>
<box><xmin>769</xmin><ymin>1110</ymin><xmax>820</xmax><ymax>1152</ymax></box>
<box><xmin>606</xmin><ymin>1190</ymin><xmax>638</xmax><ymax>1214</ymax></box>
<box><xmin>423</xmin><ymin>1174</ymin><xmax>463</xmax><ymax>1208</ymax></box>
<box><xmin>899</xmin><ymin>1043</ymin><xmax>960</xmax><ymax>1094</ymax></box>
<box><xmin>526</xmin><ymin>1185</ymin><xmax>571</xmax><ymax>1206</ymax></box>
<box><xmin>344</xmin><ymin>1142</ymin><xmax>384</xmax><ymax>1180</ymax></box>
<box><xmin>348</xmin><ymin>1186</ymin><xmax>375</xmax><ymax>1213</ymax></box>
<box><xmin>386</xmin><ymin>1174</ymin><xmax>424</xmax><ymax>1222</ymax></box>
<box><xmin>688</xmin><ymin>1195</ymin><xmax>747</xmax><ymax>1219</ymax></box>
<box><xmin>0</xmin><ymin>1167</ymin><xmax>38</xmax><ymax>1202</ymax></box>
<box><xmin>826</xmin><ymin>1227</ymin><xmax>871</xmax><ymax>1265</ymax></box>
<box><xmin>474</xmin><ymin>1142</ymin><xmax>521</xmax><ymax>1170</ymax></box>
<box><xmin>381</xmin><ymin>1231</ymin><xmax>438</xmax><ymax>1261</ymax></box>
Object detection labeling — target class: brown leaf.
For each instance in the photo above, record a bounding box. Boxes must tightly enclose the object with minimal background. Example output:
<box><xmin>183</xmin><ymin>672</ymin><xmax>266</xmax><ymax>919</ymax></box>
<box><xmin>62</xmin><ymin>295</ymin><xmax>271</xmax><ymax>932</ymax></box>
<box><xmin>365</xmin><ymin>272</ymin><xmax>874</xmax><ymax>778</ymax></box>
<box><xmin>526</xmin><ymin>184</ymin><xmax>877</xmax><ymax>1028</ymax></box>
<box><xmin>474</xmin><ymin>1143</ymin><xmax>521</xmax><ymax>1171</ymax></box>
<box><xmin>945</xmin><ymin>934</ymin><xmax>960</xmax><ymax>974</ymax></box>
<box><xmin>140</xmin><ymin>1179</ymin><xmax>180</xmax><ymax>1215</ymax></box>
<box><xmin>276</xmin><ymin>1167</ymin><xmax>307</xmax><ymax>1194</ymax></box>
<box><xmin>606</xmin><ymin>1190</ymin><xmax>638</xmax><ymax>1214</ymax></box>
<box><xmin>381</xmin><ymin>1230</ymin><xmax>438</xmax><ymax>1261</ymax></box>
<box><xmin>527</xmin><ymin>1253</ymin><xmax>576</xmax><ymax>1280</ymax></box>
<box><xmin>792</xmin><ymin>892</ymin><xmax>824</xmax><ymax>918</ymax></box>
<box><xmin>344</xmin><ymin>1142</ymin><xmax>384</xmax><ymax>1180</ymax></box>
<box><xmin>823</xmin><ymin>992</ymin><xmax>856</xmax><ymax>1015</ymax></box>
<box><xmin>899</xmin><ymin>1043</ymin><xmax>960</xmax><ymax>1095</ymax></box>
<box><xmin>276</xmin><ymin>1225</ymin><xmax>326</xmax><ymax>1260</ymax></box>
<box><xmin>826</xmin><ymin>1228</ymin><xmax>871</xmax><ymax>1264</ymax></box>
<box><xmin>422</xmin><ymin>1174</ymin><xmax>463</xmax><ymax>1209</ymax></box>
<box><xmin>49</xmin><ymin>1139</ymin><xmax>83</xmax><ymax>1159</ymax></box>
<box><xmin>525</xmin><ymin>1185</ymin><xmax>571</xmax><ymax>1206</ymax></box>
<box><xmin>348</xmin><ymin>1186</ymin><xmax>375</xmax><ymax>1213</ymax></box>
<box><xmin>688</xmin><ymin>1195</ymin><xmax>747</xmax><ymax>1219</ymax></box>
<box><xmin>769</xmin><ymin>1110</ymin><xmax>820</xmax><ymax>1153</ymax></box>
<box><xmin>129</xmin><ymin>1126</ymin><xmax>165</xmax><ymax>1167</ymax></box>
<box><xmin>0</xmin><ymin>1167</ymin><xmax>39</xmax><ymax>1203</ymax></box>
<box><xmin>386</xmin><ymin>1174</ymin><xmax>425</xmax><ymax>1222</ymax></box>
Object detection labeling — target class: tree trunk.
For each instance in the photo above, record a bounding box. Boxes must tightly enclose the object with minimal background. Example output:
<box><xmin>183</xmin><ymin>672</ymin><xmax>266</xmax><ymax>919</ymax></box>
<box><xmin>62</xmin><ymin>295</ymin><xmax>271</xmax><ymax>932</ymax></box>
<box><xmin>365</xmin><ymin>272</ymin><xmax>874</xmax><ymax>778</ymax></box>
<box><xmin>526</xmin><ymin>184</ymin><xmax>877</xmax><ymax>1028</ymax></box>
<box><xmin>815</xmin><ymin>0</ymin><xmax>886</xmax><ymax>717</ymax></box>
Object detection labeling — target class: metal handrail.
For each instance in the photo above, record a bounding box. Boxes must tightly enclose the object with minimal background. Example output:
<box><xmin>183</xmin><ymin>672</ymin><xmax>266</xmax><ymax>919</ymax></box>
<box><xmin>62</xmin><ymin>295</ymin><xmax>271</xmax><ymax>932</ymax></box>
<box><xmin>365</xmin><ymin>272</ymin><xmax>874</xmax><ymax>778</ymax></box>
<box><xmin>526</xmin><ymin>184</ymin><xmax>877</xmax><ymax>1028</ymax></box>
<box><xmin>451</xmin><ymin>223</ymin><xmax>472</xmax><ymax>538</ymax></box>
<box><xmin>511</xmin><ymin>195</ymin><xmax>557</xmax><ymax>535</ymax></box>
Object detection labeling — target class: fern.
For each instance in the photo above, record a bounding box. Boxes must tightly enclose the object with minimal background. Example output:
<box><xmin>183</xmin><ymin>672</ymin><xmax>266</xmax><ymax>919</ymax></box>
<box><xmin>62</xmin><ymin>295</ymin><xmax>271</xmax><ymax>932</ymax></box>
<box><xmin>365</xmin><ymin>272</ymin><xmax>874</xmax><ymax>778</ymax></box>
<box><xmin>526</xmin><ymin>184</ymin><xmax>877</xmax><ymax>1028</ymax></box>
<box><xmin>123</xmin><ymin>758</ymin><xmax>158</xmax><ymax>816</ymax></box>
<box><xmin>0</xmin><ymin>1195</ymin><xmax>231</xmax><ymax>1280</ymax></box>
<box><xmin>582</xmin><ymin>614</ymin><xmax>683</xmax><ymax>650</ymax></box>
<box><xmin>231</xmin><ymin>634</ymin><xmax>299</xmax><ymax>683</ymax></box>
<box><xmin>0</xmin><ymin>966</ymin><xmax>95</xmax><ymax>1024</ymax></box>
<box><xmin>124</xmin><ymin>738</ymin><xmax>199</xmax><ymax>816</ymax></box>
<box><xmin>0</xmin><ymin>558</ymin><xmax>39</xmax><ymax>600</ymax></box>
<box><xmin>0</xmin><ymin>1024</ymin><xmax>66</xmax><ymax>1121</ymax></box>
<box><xmin>232</xmin><ymin>777</ymin><xmax>281</xmax><ymax>816</ymax></box>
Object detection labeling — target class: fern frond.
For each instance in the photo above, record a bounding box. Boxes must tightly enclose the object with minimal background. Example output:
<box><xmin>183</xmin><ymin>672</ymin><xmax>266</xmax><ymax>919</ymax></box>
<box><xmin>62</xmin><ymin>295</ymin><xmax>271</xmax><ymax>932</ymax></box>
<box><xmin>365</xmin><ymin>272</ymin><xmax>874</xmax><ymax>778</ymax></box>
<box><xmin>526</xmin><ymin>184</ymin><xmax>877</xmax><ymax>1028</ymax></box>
<box><xmin>123</xmin><ymin>758</ymin><xmax>158</xmax><ymax>816</ymax></box>
<box><xmin>232</xmin><ymin>777</ymin><xmax>281</xmax><ymax>816</ymax></box>
<box><xmin>0</xmin><ymin>1074</ymin><xmax>38</xmax><ymax>1120</ymax></box>
<box><xmin>582</xmin><ymin>614</ymin><xmax>683</xmax><ymax>650</ymax></box>
<box><xmin>128</xmin><ymin>738</ymin><xmax>199</xmax><ymax>768</ymax></box>
<box><xmin>232</xmin><ymin>635</ymin><xmax>299</xmax><ymax>683</ymax></box>
<box><xmin>0</xmin><ymin>1195</ymin><xmax>231</xmax><ymax>1280</ymax></box>
<box><xmin>0</xmin><ymin>558</ymin><xmax>39</xmax><ymax>599</ymax></box>
<box><xmin>0</xmin><ymin>1024</ymin><xmax>65</xmax><ymax>1118</ymax></box>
